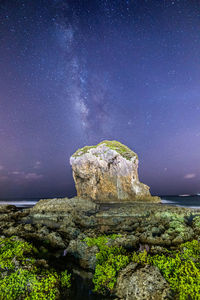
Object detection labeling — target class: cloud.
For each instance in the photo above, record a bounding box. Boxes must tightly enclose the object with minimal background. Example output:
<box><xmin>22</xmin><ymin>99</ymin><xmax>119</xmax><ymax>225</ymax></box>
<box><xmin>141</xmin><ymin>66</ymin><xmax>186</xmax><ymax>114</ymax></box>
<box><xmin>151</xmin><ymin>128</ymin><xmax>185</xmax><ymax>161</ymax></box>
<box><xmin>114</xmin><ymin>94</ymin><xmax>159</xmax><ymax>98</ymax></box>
<box><xmin>10</xmin><ymin>170</ymin><xmax>43</xmax><ymax>182</ymax></box>
<box><xmin>11</xmin><ymin>171</ymin><xmax>21</xmax><ymax>175</ymax></box>
<box><xmin>184</xmin><ymin>173</ymin><xmax>196</xmax><ymax>179</ymax></box>
<box><xmin>0</xmin><ymin>165</ymin><xmax>4</xmax><ymax>171</ymax></box>
<box><xmin>34</xmin><ymin>161</ymin><xmax>41</xmax><ymax>169</ymax></box>
<box><xmin>24</xmin><ymin>173</ymin><xmax>43</xmax><ymax>181</ymax></box>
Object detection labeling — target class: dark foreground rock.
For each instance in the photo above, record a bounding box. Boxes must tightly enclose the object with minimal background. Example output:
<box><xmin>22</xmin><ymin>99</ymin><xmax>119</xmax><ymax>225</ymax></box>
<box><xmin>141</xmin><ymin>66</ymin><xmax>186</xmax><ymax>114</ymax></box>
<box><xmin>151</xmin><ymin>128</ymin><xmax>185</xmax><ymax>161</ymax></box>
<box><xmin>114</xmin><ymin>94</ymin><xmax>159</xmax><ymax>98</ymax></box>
<box><xmin>0</xmin><ymin>198</ymin><xmax>200</xmax><ymax>299</ymax></box>
<box><xmin>1</xmin><ymin>198</ymin><xmax>200</xmax><ymax>263</ymax></box>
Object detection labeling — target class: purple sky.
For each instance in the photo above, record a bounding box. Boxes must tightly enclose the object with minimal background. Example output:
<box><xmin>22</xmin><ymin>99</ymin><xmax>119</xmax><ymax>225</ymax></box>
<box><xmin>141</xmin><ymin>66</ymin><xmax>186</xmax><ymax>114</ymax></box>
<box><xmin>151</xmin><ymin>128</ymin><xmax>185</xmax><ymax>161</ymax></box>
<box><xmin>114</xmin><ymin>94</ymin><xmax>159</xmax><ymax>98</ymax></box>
<box><xmin>0</xmin><ymin>0</ymin><xmax>200</xmax><ymax>198</ymax></box>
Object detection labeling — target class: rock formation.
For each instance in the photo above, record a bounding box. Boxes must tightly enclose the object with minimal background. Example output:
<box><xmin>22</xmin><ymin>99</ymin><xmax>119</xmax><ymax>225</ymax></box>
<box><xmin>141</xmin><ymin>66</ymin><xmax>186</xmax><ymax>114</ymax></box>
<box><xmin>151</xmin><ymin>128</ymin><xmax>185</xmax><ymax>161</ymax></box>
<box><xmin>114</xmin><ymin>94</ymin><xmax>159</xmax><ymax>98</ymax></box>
<box><xmin>115</xmin><ymin>263</ymin><xmax>172</xmax><ymax>300</ymax></box>
<box><xmin>70</xmin><ymin>140</ymin><xmax>160</xmax><ymax>202</ymax></box>
<box><xmin>1</xmin><ymin>201</ymin><xmax>199</xmax><ymax>299</ymax></box>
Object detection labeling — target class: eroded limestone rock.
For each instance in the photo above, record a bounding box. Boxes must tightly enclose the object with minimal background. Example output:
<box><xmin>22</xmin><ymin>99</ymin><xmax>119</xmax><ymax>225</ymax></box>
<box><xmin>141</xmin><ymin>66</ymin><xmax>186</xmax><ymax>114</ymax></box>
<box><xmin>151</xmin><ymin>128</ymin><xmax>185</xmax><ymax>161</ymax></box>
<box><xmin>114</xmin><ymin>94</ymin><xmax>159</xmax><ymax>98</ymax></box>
<box><xmin>115</xmin><ymin>263</ymin><xmax>172</xmax><ymax>300</ymax></box>
<box><xmin>70</xmin><ymin>140</ymin><xmax>160</xmax><ymax>203</ymax></box>
<box><xmin>67</xmin><ymin>236</ymin><xmax>98</xmax><ymax>270</ymax></box>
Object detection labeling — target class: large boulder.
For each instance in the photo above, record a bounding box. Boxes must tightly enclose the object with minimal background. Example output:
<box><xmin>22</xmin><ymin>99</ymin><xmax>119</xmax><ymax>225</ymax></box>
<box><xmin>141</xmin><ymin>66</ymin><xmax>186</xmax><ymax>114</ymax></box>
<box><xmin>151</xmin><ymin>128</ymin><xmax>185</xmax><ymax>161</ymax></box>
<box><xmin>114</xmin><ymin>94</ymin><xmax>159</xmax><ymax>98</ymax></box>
<box><xmin>115</xmin><ymin>263</ymin><xmax>172</xmax><ymax>300</ymax></box>
<box><xmin>70</xmin><ymin>140</ymin><xmax>160</xmax><ymax>203</ymax></box>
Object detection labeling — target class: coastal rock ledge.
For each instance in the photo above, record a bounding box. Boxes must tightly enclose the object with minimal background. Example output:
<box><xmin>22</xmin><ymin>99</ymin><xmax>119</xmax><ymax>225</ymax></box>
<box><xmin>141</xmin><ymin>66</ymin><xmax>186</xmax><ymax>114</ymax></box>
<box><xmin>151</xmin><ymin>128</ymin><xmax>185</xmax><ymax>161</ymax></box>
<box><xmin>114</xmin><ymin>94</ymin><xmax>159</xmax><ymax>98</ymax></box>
<box><xmin>70</xmin><ymin>140</ymin><xmax>160</xmax><ymax>203</ymax></box>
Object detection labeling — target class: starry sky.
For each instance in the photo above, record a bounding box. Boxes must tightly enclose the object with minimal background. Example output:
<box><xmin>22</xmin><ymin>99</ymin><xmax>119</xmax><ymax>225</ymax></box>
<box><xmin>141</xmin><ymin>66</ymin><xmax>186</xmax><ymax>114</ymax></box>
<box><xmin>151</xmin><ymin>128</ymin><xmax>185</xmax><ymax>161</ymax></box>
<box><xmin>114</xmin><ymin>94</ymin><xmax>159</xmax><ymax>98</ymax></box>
<box><xmin>0</xmin><ymin>0</ymin><xmax>200</xmax><ymax>199</ymax></box>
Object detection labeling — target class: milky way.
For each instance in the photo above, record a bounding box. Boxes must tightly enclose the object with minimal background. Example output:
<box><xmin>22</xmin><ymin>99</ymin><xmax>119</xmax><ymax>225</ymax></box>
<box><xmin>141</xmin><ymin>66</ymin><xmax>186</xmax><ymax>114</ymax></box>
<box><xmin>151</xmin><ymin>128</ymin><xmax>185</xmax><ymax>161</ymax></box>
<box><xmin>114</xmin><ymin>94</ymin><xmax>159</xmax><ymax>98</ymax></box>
<box><xmin>0</xmin><ymin>0</ymin><xmax>200</xmax><ymax>198</ymax></box>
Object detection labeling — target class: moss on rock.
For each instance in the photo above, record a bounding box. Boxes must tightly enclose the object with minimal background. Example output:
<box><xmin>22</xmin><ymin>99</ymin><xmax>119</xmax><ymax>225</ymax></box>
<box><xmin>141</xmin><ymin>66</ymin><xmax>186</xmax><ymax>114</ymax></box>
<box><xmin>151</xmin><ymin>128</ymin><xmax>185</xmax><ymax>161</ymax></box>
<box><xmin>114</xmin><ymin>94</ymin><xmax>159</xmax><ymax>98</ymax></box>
<box><xmin>0</xmin><ymin>236</ymin><xmax>71</xmax><ymax>300</ymax></box>
<box><xmin>72</xmin><ymin>140</ymin><xmax>138</xmax><ymax>161</ymax></box>
<box><xmin>84</xmin><ymin>234</ymin><xmax>200</xmax><ymax>299</ymax></box>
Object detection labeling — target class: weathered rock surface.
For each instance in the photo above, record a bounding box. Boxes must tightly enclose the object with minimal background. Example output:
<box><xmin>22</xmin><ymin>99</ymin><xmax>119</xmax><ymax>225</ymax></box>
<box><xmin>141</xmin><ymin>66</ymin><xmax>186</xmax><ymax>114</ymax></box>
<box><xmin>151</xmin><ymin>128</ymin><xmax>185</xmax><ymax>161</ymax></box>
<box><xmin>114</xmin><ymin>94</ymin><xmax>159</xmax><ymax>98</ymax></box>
<box><xmin>67</xmin><ymin>235</ymin><xmax>98</xmax><ymax>270</ymax></box>
<box><xmin>1</xmin><ymin>200</ymin><xmax>199</xmax><ymax>251</ymax></box>
<box><xmin>0</xmin><ymin>204</ymin><xmax>17</xmax><ymax>213</ymax></box>
<box><xmin>115</xmin><ymin>263</ymin><xmax>172</xmax><ymax>300</ymax></box>
<box><xmin>70</xmin><ymin>140</ymin><xmax>160</xmax><ymax>203</ymax></box>
<box><xmin>30</xmin><ymin>196</ymin><xmax>99</xmax><ymax>213</ymax></box>
<box><xmin>0</xmin><ymin>199</ymin><xmax>200</xmax><ymax>299</ymax></box>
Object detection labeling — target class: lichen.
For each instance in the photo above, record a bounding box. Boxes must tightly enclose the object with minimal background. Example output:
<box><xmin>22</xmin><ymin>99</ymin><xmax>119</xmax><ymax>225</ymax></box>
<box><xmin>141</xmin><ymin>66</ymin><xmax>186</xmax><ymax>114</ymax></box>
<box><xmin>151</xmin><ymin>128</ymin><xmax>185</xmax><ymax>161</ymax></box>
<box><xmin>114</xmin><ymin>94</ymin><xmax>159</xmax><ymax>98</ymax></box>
<box><xmin>72</xmin><ymin>140</ymin><xmax>138</xmax><ymax>161</ymax></box>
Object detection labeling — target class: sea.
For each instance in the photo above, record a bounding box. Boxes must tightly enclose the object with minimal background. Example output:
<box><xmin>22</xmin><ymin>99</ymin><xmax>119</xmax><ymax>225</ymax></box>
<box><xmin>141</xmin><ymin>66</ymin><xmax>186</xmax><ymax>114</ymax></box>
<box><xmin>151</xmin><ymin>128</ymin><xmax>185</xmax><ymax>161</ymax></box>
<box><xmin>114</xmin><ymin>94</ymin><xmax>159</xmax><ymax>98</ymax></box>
<box><xmin>0</xmin><ymin>195</ymin><xmax>200</xmax><ymax>209</ymax></box>
<box><xmin>161</xmin><ymin>194</ymin><xmax>200</xmax><ymax>209</ymax></box>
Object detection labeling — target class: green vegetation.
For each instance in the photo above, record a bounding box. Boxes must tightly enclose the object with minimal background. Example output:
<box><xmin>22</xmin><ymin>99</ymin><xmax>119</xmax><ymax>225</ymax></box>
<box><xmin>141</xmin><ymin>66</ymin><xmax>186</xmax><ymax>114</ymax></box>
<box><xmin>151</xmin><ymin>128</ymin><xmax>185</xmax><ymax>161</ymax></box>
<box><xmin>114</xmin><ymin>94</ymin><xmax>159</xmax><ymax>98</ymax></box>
<box><xmin>93</xmin><ymin>252</ymin><xmax>129</xmax><ymax>293</ymax></box>
<box><xmin>84</xmin><ymin>234</ymin><xmax>119</xmax><ymax>250</ymax></box>
<box><xmin>0</xmin><ymin>236</ymin><xmax>71</xmax><ymax>300</ymax></box>
<box><xmin>72</xmin><ymin>140</ymin><xmax>137</xmax><ymax>161</ymax></box>
<box><xmin>60</xmin><ymin>270</ymin><xmax>71</xmax><ymax>288</ymax></box>
<box><xmin>84</xmin><ymin>234</ymin><xmax>129</xmax><ymax>294</ymax></box>
<box><xmin>149</xmin><ymin>240</ymin><xmax>200</xmax><ymax>300</ymax></box>
<box><xmin>85</xmin><ymin>235</ymin><xmax>200</xmax><ymax>299</ymax></box>
<box><xmin>193</xmin><ymin>216</ymin><xmax>200</xmax><ymax>233</ymax></box>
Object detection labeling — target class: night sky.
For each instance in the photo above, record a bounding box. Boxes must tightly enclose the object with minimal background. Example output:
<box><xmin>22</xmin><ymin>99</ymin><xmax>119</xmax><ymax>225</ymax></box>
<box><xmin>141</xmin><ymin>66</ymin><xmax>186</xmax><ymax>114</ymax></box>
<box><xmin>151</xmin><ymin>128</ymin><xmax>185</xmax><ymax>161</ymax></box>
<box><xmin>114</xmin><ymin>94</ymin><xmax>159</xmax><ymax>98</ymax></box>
<box><xmin>0</xmin><ymin>0</ymin><xmax>200</xmax><ymax>199</ymax></box>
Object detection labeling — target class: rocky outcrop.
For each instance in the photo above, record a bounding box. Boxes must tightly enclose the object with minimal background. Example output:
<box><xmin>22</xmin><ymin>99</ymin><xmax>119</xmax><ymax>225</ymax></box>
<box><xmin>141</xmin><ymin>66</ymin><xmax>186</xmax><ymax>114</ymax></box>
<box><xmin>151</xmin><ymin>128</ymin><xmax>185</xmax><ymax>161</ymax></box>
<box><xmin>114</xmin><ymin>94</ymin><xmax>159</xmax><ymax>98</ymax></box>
<box><xmin>0</xmin><ymin>200</ymin><xmax>200</xmax><ymax>299</ymax></box>
<box><xmin>115</xmin><ymin>263</ymin><xmax>172</xmax><ymax>300</ymax></box>
<box><xmin>1</xmin><ymin>200</ymin><xmax>199</xmax><ymax>251</ymax></box>
<box><xmin>70</xmin><ymin>140</ymin><xmax>160</xmax><ymax>203</ymax></box>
